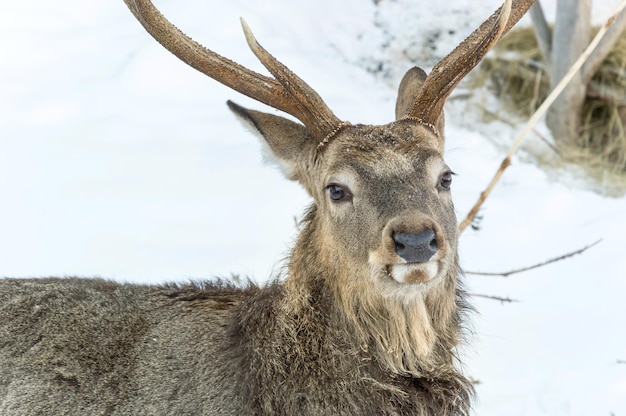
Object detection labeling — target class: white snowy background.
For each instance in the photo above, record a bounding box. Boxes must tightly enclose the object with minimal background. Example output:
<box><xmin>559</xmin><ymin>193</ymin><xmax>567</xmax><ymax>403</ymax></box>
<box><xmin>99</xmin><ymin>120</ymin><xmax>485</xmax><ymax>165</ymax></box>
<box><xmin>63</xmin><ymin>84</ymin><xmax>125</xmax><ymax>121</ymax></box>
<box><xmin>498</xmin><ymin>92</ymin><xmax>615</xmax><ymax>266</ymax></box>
<box><xmin>1</xmin><ymin>0</ymin><xmax>625</xmax><ymax>414</ymax></box>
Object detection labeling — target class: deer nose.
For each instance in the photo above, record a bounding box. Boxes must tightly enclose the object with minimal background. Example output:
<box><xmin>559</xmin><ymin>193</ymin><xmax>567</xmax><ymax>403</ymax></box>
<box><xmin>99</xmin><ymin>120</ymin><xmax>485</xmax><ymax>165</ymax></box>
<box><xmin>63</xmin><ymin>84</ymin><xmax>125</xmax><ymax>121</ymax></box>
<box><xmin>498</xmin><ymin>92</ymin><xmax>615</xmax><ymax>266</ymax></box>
<box><xmin>392</xmin><ymin>230</ymin><xmax>438</xmax><ymax>263</ymax></box>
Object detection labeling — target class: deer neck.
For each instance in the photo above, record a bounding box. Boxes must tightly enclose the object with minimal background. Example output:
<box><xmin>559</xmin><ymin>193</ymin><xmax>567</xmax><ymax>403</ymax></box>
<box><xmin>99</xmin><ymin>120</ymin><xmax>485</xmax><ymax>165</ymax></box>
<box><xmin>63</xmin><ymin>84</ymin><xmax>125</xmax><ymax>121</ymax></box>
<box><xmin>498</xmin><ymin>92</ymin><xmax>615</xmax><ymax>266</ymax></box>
<box><xmin>283</xmin><ymin>205</ymin><xmax>466</xmax><ymax>379</ymax></box>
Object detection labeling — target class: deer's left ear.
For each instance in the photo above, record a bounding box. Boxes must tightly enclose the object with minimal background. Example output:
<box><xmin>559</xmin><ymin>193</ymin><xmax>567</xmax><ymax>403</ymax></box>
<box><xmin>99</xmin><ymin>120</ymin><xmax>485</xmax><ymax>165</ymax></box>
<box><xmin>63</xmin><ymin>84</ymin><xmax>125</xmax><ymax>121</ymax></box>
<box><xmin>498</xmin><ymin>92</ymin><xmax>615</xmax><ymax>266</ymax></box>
<box><xmin>227</xmin><ymin>100</ymin><xmax>316</xmax><ymax>181</ymax></box>
<box><xmin>395</xmin><ymin>67</ymin><xmax>445</xmax><ymax>135</ymax></box>
<box><xmin>395</xmin><ymin>67</ymin><xmax>427</xmax><ymax>121</ymax></box>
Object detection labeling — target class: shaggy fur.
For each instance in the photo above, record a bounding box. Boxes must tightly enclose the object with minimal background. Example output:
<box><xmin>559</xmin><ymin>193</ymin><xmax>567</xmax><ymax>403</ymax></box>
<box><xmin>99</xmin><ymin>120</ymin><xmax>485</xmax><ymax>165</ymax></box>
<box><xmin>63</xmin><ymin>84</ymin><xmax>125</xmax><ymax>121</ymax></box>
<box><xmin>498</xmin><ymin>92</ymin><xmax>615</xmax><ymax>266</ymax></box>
<box><xmin>0</xmin><ymin>259</ymin><xmax>472</xmax><ymax>416</ymax></box>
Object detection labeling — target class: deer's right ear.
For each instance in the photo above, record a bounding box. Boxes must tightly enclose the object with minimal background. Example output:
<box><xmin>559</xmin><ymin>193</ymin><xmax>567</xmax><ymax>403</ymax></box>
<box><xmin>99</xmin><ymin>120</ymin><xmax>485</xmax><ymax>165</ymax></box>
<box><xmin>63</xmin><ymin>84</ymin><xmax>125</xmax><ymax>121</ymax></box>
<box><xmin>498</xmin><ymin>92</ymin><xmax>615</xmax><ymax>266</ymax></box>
<box><xmin>227</xmin><ymin>100</ymin><xmax>315</xmax><ymax>180</ymax></box>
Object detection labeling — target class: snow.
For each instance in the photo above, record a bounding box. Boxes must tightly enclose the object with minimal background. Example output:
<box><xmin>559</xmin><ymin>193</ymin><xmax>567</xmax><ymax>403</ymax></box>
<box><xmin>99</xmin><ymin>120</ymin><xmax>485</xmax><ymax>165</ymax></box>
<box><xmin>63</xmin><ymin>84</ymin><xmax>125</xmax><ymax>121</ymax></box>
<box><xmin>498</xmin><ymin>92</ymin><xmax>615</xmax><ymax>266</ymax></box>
<box><xmin>1</xmin><ymin>0</ymin><xmax>624</xmax><ymax>414</ymax></box>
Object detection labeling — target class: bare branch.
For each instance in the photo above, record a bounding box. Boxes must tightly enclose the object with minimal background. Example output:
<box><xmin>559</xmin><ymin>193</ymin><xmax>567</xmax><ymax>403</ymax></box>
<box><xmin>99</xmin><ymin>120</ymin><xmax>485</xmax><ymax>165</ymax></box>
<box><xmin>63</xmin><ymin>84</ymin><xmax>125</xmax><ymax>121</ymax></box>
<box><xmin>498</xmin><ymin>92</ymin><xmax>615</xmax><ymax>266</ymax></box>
<box><xmin>466</xmin><ymin>240</ymin><xmax>602</xmax><ymax>277</ymax></box>
<box><xmin>587</xmin><ymin>79</ymin><xmax>626</xmax><ymax>106</ymax></box>
<box><xmin>468</xmin><ymin>293</ymin><xmax>519</xmax><ymax>303</ymax></box>
<box><xmin>529</xmin><ymin>1</ymin><xmax>552</xmax><ymax>69</ymax></box>
<box><xmin>582</xmin><ymin>2</ymin><xmax>626</xmax><ymax>83</ymax></box>
<box><xmin>532</xmin><ymin>128</ymin><xmax>561</xmax><ymax>155</ymax></box>
<box><xmin>459</xmin><ymin>3</ymin><xmax>626</xmax><ymax>233</ymax></box>
<box><xmin>458</xmin><ymin>157</ymin><xmax>510</xmax><ymax>234</ymax></box>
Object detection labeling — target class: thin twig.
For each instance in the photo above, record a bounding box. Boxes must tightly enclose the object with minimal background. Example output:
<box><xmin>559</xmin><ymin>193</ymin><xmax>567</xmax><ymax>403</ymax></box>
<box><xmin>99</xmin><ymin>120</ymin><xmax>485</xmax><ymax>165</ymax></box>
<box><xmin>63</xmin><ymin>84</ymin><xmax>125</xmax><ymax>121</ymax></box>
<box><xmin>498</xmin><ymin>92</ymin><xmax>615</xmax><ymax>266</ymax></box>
<box><xmin>531</xmin><ymin>128</ymin><xmax>561</xmax><ymax>155</ymax></box>
<box><xmin>617</xmin><ymin>360</ymin><xmax>626</xmax><ymax>365</ymax></box>
<box><xmin>458</xmin><ymin>2</ymin><xmax>626</xmax><ymax>234</ymax></box>
<box><xmin>466</xmin><ymin>240</ymin><xmax>602</xmax><ymax>277</ymax></box>
<box><xmin>468</xmin><ymin>293</ymin><xmax>519</xmax><ymax>303</ymax></box>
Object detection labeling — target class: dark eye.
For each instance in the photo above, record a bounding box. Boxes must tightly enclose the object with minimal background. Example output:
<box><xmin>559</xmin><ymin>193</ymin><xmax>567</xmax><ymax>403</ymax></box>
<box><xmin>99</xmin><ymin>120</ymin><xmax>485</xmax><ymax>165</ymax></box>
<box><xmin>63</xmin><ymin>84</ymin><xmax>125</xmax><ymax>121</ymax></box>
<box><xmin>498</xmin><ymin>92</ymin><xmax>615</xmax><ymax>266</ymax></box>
<box><xmin>439</xmin><ymin>171</ymin><xmax>453</xmax><ymax>190</ymax></box>
<box><xmin>326</xmin><ymin>184</ymin><xmax>352</xmax><ymax>202</ymax></box>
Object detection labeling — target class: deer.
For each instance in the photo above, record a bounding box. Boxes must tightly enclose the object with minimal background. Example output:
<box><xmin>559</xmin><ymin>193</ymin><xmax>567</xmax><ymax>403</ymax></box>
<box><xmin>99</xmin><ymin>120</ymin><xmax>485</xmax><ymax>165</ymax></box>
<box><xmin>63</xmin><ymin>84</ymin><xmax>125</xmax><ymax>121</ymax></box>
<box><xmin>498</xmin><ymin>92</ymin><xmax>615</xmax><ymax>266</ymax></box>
<box><xmin>0</xmin><ymin>0</ymin><xmax>535</xmax><ymax>414</ymax></box>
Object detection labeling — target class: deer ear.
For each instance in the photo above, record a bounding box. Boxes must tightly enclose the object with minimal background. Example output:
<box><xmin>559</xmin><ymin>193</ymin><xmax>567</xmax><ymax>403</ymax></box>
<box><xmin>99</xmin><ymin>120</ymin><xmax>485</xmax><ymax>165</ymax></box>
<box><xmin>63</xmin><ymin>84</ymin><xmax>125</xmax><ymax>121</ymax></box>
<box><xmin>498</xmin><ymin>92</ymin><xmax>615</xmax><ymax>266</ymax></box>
<box><xmin>395</xmin><ymin>67</ymin><xmax>445</xmax><ymax>133</ymax></box>
<box><xmin>227</xmin><ymin>100</ymin><xmax>315</xmax><ymax>180</ymax></box>
<box><xmin>395</xmin><ymin>67</ymin><xmax>427</xmax><ymax>120</ymax></box>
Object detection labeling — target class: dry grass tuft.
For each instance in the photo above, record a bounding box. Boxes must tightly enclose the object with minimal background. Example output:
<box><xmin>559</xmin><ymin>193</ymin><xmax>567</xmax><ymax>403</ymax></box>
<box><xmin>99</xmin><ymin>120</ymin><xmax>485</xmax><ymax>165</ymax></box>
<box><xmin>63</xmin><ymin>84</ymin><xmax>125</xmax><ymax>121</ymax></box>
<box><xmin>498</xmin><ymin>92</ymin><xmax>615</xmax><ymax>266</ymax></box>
<box><xmin>470</xmin><ymin>26</ymin><xmax>626</xmax><ymax>185</ymax></box>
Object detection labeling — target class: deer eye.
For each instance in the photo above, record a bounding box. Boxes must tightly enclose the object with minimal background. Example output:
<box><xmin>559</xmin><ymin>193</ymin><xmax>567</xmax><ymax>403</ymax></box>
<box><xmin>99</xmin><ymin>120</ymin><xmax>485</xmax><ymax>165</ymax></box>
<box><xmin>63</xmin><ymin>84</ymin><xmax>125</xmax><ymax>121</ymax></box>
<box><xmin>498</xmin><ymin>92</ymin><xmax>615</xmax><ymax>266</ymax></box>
<box><xmin>326</xmin><ymin>184</ymin><xmax>352</xmax><ymax>202</ymax></box>
<box><xmin>439</xmin><ymin>171</ymin><xmax>453</xmax><ymax>190</ymax></box>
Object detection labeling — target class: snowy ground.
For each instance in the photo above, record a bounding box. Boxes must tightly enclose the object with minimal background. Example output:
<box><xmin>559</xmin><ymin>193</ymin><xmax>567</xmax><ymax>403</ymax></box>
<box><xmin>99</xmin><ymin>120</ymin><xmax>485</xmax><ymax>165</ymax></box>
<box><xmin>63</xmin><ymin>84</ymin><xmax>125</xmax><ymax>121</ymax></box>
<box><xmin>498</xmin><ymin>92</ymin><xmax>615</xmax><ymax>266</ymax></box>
<box><xmin>1</xmin><ymin>0</ymin><xmax>625</xmax><ymax>414</ymax></box>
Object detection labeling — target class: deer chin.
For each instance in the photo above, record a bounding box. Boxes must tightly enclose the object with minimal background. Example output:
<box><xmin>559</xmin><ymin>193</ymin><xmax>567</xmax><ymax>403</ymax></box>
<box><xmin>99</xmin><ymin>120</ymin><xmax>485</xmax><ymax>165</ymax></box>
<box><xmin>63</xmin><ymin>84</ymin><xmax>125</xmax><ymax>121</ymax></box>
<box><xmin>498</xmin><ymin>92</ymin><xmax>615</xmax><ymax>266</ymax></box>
<box><xmin>365</xmin><ymin>260</ymin><xmax>447</xmax><ymax>302</ymax></box>
<box><xmin>386</xmin><ymin>261</ymin><xmax>439</xmax><ymax>285</ymax></box>
<box><xmin>368</xmin><ymin>251</ymin><xmax>446</xmax><ymax>288</ymax></box>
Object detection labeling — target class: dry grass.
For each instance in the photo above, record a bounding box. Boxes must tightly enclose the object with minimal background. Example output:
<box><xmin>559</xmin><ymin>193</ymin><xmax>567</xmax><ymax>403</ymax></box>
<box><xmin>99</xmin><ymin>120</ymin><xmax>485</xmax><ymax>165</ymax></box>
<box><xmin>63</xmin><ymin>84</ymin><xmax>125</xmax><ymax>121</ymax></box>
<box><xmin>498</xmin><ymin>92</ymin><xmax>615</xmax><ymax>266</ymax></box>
<box><xmin>470</xmin><ymin>26</ymin><xmax>626</xmax><ymax>187</ymax></box>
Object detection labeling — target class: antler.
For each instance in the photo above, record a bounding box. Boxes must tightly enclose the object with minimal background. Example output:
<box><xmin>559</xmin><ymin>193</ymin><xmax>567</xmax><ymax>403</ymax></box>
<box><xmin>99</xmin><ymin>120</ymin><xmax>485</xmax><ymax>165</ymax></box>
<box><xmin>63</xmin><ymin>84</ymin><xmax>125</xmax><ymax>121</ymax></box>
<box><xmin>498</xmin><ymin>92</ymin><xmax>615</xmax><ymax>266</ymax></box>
<box><xmin>403</xmin><ymin>0</ymin><xmax>536</xmax><ymax>128</ymax></box>
<box><xmin>123</xmin><ymin>0</ymin><xmax>342</xmax><ymax>140</ymax></box>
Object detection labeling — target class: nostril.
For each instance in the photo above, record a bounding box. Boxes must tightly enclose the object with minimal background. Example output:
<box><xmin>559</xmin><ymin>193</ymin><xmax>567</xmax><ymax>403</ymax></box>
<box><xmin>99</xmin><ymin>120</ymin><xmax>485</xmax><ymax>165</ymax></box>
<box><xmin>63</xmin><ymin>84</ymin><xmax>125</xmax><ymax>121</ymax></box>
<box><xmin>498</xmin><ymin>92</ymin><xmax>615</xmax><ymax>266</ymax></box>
<box><xmin>429</xmin><ymin>237</ymin><xmax>438</xmax><ymax>252</ymax></box>
<box><xmin>392</xmin><ymin>230</ymin><xmax>438</xmax><ymax>263</ymax></box>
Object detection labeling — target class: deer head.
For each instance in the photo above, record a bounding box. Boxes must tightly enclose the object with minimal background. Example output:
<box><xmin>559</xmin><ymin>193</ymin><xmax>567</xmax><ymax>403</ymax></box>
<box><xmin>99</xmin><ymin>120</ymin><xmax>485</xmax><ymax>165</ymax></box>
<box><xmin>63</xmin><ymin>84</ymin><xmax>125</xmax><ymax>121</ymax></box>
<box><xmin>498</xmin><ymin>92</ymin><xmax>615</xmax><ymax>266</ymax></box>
<box><xmin>123</xmin><ymin>0</ymin><xmax>535</xmax><ymax>375</ymax></box>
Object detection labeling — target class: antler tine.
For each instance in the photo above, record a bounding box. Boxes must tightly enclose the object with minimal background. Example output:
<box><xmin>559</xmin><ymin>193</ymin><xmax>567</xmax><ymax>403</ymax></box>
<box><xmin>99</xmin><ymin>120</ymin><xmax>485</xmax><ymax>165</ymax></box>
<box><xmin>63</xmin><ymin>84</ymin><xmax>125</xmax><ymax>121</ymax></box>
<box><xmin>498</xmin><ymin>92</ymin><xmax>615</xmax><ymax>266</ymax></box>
<box><xmin>124</xmin><ymin>0</ymin><xmax>341</xmax><ymax>140</ymax></box>
<box><xmin>405</xmin><ymin>0</ymin><xmax>536</xmax><ymax>129</ymax></box>
<box><xmin>239</xmin><ymin>19</ymin><xmax>343</xmax><ymax>141</ymax></box>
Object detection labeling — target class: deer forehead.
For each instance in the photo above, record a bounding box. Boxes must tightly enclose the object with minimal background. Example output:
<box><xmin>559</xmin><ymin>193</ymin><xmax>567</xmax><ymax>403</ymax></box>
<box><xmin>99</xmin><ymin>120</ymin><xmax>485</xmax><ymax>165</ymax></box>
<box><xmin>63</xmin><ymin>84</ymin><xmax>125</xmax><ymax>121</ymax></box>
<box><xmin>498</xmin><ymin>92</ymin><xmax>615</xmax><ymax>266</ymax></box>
<box><xmin>326</xmin><ymin>151</ymin><xmax>444</xmax><ymax>187</ymax></box>
<box><xmin>322</xmin><ymin>122</ymin><xmax>446</xmax><ymax>185</ymax></box>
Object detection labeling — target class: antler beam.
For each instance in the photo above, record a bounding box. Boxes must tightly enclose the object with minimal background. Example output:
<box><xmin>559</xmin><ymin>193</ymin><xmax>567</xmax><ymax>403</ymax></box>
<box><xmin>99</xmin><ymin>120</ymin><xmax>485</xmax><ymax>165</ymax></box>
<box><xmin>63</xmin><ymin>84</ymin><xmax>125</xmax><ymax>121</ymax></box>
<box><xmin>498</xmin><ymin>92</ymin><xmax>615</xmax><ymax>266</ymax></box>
<box><xmin>123</xmin><ymin>0</ymin><xmax>341</xmax><ymax>140</ymax></box>
<box><xmin>405</xmin><ymin>0</ymin><xmax>536</xmax><ymax>129</ymax></box>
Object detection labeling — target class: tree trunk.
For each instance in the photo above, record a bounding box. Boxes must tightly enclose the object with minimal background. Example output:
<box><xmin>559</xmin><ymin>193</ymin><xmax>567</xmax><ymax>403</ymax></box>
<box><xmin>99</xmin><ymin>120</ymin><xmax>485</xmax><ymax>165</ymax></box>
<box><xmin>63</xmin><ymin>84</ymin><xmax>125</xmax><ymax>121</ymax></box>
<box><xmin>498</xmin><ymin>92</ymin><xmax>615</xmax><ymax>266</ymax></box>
<box><xmin>545</xmin><ymin>0</ymin><xmax>591</xmax><ymax>147</ymax></box>
<box><xmin>529</xmin><ymin>3</ymin><xmax>552</xmax><ymax>71</ymax></box>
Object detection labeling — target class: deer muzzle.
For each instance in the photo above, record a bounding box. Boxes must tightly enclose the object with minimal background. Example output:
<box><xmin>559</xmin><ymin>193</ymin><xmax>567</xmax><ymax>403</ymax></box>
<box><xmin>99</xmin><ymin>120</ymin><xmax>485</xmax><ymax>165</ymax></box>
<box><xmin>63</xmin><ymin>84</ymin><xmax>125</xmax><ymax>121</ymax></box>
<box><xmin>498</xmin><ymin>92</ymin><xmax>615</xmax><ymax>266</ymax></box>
<box><xmin>369</xmin><ymin>215</ymin><xmax>449</xmax><ymax>285</ymax></box>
